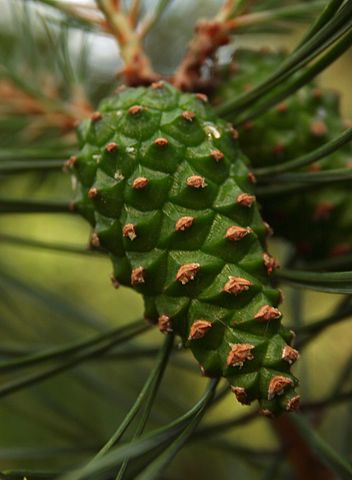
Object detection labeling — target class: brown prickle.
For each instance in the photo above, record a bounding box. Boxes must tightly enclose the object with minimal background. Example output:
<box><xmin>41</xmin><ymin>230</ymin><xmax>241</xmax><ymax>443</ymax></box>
<box><xmin>236</xmin><ymin>193</ymin><xmax>256</xmax><ymax>207</ymax></box>
<box><xmin>123</xmin><ymin>223</ymin><xmax>137</xmax><ymax>241</ymax></box>
<box><xmin>225</xmin><ymin>226</ymin><xmax>252</xmax><ymax>241</ymax></box>
<box><xmin>286</xmin><ymin>395</ymin><xmax>300</xmax><ymax>412</ymax></box>
<box><xmin>151</xmin><ymin>80</ymin><xmax>165</xmax><ymax>89</ymax></box>
<box><xmin>254</xmin><ymin>305</ymin><xmax>281</xmax><ymax>322</ymax></box>
<box><xmin>131</xmin><ymin>266</ymin><xmax>145</xmax><ymax>286</ymax></box>
<box><xmin>248</xmin><ymin>171</ymin><xmax>257</xmax><ymax>184</ymax></box>
<box><xmin>276</xmin><ymin>102</ymin><xmax>288</xmax><ymax>113</ymax></box>
<box><xmin>154</xmin><ymin>137</ymin><xmax>169</xmax><ymax>146</ymax></box>
<box><xmin>64</xmin><ymin>155</ymin><xmax>77</xmax><ymax>170</ymax></box>
<box><xmin>263</xmin><ymin>253</ymin><xmax>279</xmax><ymax>274</ymax></box>
<box><xmin>223</xmin><ymin>276</ymin><xmax>252</xmax><ymax>295</ymax></box>
<box><xmin>231</xmin><ymin>386</ymin><xmax>251</xmax><ymax>405</ymax></box>
<box><xmin>176</xmin><ymin>263</ymin><xmax>200</xmax><ymax>285</ymax></box>
<box><xmin>282</xmin><ymin>345</ymin><xmax>299</xmax><ymax>365</ymax></box>
<box><xmin>158</xmin><ymin>314</ymin><xmax>173</xmax><ymax>333</ymax></box>
<box><xmin>105</xmin><ymin>142</ymin><xmax>118</xmax><ymax>153</ymax></box>
<box><xmin>88</xmin><ymin>187</ymin><xmax>99</xmax><ymax>199</ymax></box>
<box><xmin>313</xmin><ymin>202</ymin><xmax>333</xmax><ymax>221</ymax></box>
<box><xmin>132</xmin><ymin>177</ymin><xmax>149</xmax><ymax>189</ymax></box>
<box><xmin>186</xmin><ymin>175</ymin><xmax>207</xmax><ymax>189</ymax></box>
<box><xmin>310</xmin><ymin>120</ymin><xmax>327</xmax><ymax>137</ymax></box>
<box><xmin>210</xmin><ymin>149</ymin><xmax>224</xmax><ymax>162</ymax></box>
<box><xmin>128</xmin><ymin>105</ymin><xmax>143</xmax><ymax>115</ymax></box>
<box><xmin>181</xmin><ymin>111</ymin><xmax>196</xmax><ymax>122</ymax></box>
<box><xmin>230</xmin><ymin>127</ymin><xmax>239</xmax><ymax>139</ymax></box>
<box><xmin>188</xmin><ymin>320</ymin><xmax>212</xmax><ymax>340</ymax></box>
<box><xmin>110</xmin><ymin>275</ymin><xmax>120</xmax><ymax>289</ymax></box>
<box><xmin>227</xmin><ymin>343</ymin><xmax>255</xmax><ymax>367</ymax></box>
<box><xmin>175</xmin><ymin>216</ymin><xmax>194</xmax><ymax>231</ymax></box>
<box><xmin>91</xmin><ymin>111</ymin><xmax>102</xmax><ymax>122</ymax></box>
<box><xmin>268</xmin><ymin>375</ymin><xmax>294</xmax><ymax>400</ymax></box>
<box><xmin>90</xmin><ymin>232</ymin><xmax>100</xmax><ymax>248</ymax></box>
<box><xmin>195</xmin><ymin>93</ymin><xmax>208</xmax><ymax>103</ymax></box>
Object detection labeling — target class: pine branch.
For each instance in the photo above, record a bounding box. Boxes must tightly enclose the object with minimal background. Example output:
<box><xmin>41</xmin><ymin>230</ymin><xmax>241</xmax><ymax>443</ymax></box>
<box><xmin>216</xmin><ymin>3</ymin><xmax>352</xmax><ymax>117</ymax></box>
<box><xmin>96</xmin><ymin>0</ymin><xmax>159</xmax><ymax>85</ymax></box>
<box><xmin>0</xmin><ymin>199</ymin><xmax>74</xmax><ymax>214</ymax></box>
<box><xmin>0</xmin><ymin>320</ymin><xmax>149</xmax><ymax>399</ymax></box>
<box><xmin>254</xmin><ymin>128</ymin><xmax>352</xmax><ymax>177</ymax></box>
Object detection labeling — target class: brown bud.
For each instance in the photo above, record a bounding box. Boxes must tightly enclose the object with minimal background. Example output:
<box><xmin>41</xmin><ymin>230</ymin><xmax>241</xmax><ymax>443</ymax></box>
<box><xmin>225</xmin><ymin>226</ymin><xmax>252</xmax><ymax>241</ymax></box>
<box><xmin>231</xmin><ymin>386</ymin><xmax>250</xmax><ymax>405</ymax></box>
<box><xmin>254</xmin><ymin>305</ymin><xmax>281</xmax><ymax>322</ymax></box>
<box><xmin>176</xmin><ymin>263</ymin><xmax>200</xmax><ymax>285</ymax></box>
<box><xmin>158</xmin><ymin>314</ymin><xmax>173</xmax><ymax>333</ymax></box>
<box><xmin>90</xmin><ymin>232</ymin><xmax>100</xmax><ymax>247</ymax></box>
<box><xmin>91</xmin><ymin>111</ymin><xmax>102</xmax><ymax>122</ymax></box>
<box><xmin>210</xmin><ymin>149</ymin><xmax>224</xmax><ymax>162</ymax></box>
<box><xmin>286</xmin><ymin>395</ymin><xmax>301</xmax><ymax>412</ymax></box>
<box><xmin>182</xmin><ymin>111</ymin><xmax>196</xmax><ymax>122</ymax></box>
<box><xmin>195</xmin><ymin>93</ymin><xmax>208</xmax><ymax>103</ymax></box>
<box><xmin>154</xmin><ymin>137</ymin><xmax>169</xmax><ymax>146</ymax></box>
<box><xmin>268</xmin><ymin>375</ymin><xmax>294</xmax><ymax>400</ymax></box>
<box><xmin>128</xmin><ymin>105</ymin><xmax>143</xmax><ymax>115</ymax></box>
<box><xmin>110</xmin><ymin>275</ymin><xmax>120</xmax><ymax>289</ymax></box>
<box><xmin>175</xmin><ymin>216</ymin><xmax>194</xmax><ymax>231</ymax></box>
<box><xmin>132</xmin><ymin>177</ymin><xmax>149</xmax><ymax>189</ymax></box>
<box><xmin>186</xmin><ymin>175</ymin><xmax>207</xmax><ymax>189</ymax></box>
<box><xmin>151</xmin><ymin>80</ymin><xmax>165</xmax><ymax>89</ymax></box>
<box><xmin>123</xmin><ymin>224</ymin><xmax>137</xmax><ymax>241</ymax></box>
<box><xmin>188</xmin><ymin>320</ymin><xmax>212</xmax><ymax>340</ymax></box>
<box><xmin>105</xmin><ymin>142</ymin><xmax>118</xmax><ymax>153</ymax></box>
<box><xmin>131</xmin><ymin>266</ymin><xmax>145</xmax><ymax>286</ymax></box>
<box><xmin>88</xmin><ymin>187</ymin><xmax>98</xmax><ymax>199</ymax></box>
<box><xmin>236</xmin><ymin>193</ymin><xmax>256</xmax><ymax>207</ymax></box>
<box><xmin>223</xmin><ymin>276</ymin><xmax>252</xmax><ymax>295</ymax></box>
<box><xmin>310</xmin><ymin>120</ymin><xmax>327</xmax><ymax>137</ymax></box>
<box><xmin>282</xmin><ymin>345</ymin><xmax>299</xmax><ymax>365</ymax></box>
<box><xmin>263</xmin><ymin>252</ymin><xmax>279</xmax><ymax>274</ymax></box>
<box><xmin>227</xmin><ymin>343</ymin><xmax>254</xmax><ymax>367</ymax></box>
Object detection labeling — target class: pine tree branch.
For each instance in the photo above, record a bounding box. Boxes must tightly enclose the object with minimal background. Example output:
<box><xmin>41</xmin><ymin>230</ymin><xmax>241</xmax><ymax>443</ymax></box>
<box><xmin>254</xmin><ymin>128</ymin><xmax>352</xmax><ymax>177</ymax></box>
<box><xmin>96</xmin><ymin>0</ymin><xmax>159</xmax><ymax>85</ymax></box>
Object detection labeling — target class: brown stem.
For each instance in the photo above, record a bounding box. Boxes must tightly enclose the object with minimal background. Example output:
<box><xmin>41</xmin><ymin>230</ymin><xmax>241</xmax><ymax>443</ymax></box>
<box><xmin>172</xmin><ymin>18</ymin><xmax>231</xmax><ymax>91</ymax></box>
<box><xmin>97</xmin><ymin>0</ymin><xmax>159</xmax><ymax>85</ymax></box>
<box><xmin>271</xmin><ymin>416</ymin><xmax>336</xmax><ymax>480</ymax></box>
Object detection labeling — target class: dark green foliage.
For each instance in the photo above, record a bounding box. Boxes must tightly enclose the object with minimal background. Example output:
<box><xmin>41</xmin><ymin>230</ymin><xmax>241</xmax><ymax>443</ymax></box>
<box><xmin>70</xmin><ymin>82</ymin><xmax>299</xmax><ymax>415</ymax></box>
<box><xmin>216</xmin><ymin>49</ymin><xmax>352</xmax><ymax>260</ymax></box>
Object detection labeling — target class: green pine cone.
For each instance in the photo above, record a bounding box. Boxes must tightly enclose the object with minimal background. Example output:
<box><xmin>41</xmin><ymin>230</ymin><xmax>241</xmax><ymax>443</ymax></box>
<box><xmin>68</xmin><ymin>81</ymin><xmax>299</xmax><ymax>415</ymax></box>
<box><xmin>215</xmin><ymin>49</ymin><xmax>352</xmax><ymax>260</ymax></box>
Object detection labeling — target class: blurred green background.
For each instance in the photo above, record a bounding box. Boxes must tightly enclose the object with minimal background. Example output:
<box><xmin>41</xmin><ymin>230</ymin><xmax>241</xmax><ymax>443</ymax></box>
<box><xmin>0</xmin><ymin>0</ymin><xmax>351</xmax><ymax>478</ymax></box>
